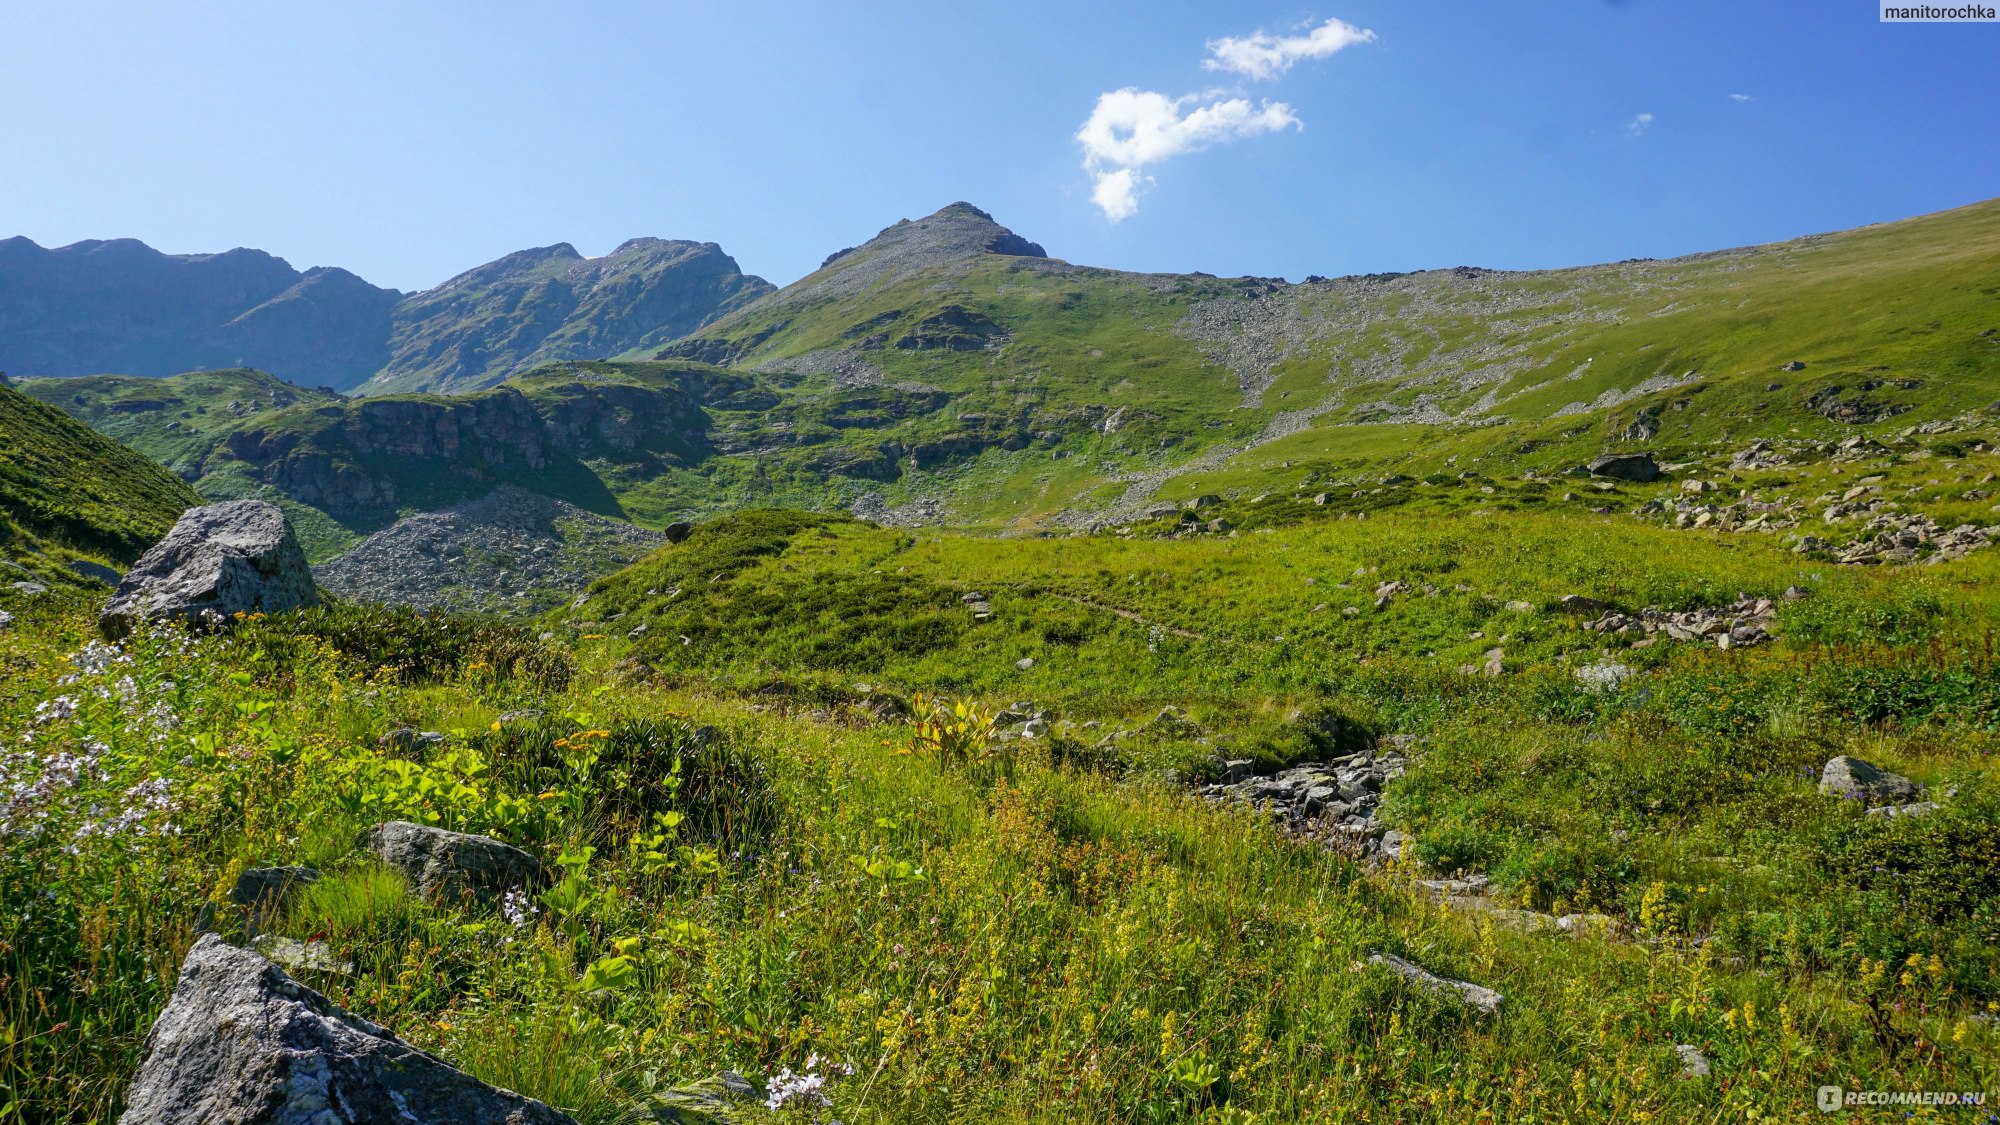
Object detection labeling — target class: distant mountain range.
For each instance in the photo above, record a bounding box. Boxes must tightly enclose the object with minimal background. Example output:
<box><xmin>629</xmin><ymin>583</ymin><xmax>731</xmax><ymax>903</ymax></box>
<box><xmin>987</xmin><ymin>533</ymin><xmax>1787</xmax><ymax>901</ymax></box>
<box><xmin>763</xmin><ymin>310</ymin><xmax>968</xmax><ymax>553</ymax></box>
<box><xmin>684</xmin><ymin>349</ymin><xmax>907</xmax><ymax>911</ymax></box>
<box><xmin>18</xmin><ymin>198</ymin><xmax>2000</xmax><ymax>567</ymax></box>
<box><xmin>0</xmin><ymin>233</ymin><xmax>771</xmax><ymax>392</ymax></box>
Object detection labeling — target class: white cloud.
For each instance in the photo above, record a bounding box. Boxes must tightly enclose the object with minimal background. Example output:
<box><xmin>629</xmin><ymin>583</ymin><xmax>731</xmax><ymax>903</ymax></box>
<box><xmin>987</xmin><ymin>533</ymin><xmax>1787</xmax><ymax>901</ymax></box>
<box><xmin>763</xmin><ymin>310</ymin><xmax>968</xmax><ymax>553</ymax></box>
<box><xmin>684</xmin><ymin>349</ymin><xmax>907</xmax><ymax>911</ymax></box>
<box><xmin>1626</xmin><ymin>111</ymin><xmax>1654</xmax><ymax>136</ymax></box>
<box><xmin>1076</xmin><ymin>88</ymin><xmax>1300</xmax><ymax>221</ymax></box>
<box><xmin>1204</xmin><ymin>17</ymin><xmax>1376</xmax><ymax>81</ymax></box>
<box><xmin>1090</xmin><ymin>168</ymin><xmax>1145</xmax><ymax>222</ymax></box>
<box><xmin>1729</xmin><ymin>92</ymin><xmax>1754</xmax><ymax>102</ymax></box>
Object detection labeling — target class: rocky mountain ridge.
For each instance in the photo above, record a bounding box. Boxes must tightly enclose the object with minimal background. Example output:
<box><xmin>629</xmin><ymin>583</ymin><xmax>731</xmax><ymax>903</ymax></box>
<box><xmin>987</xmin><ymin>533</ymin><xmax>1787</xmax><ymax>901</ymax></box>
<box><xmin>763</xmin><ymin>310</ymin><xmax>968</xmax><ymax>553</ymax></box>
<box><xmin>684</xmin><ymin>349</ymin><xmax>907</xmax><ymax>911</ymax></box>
<box><xmin>0</xmin><ymin>232</ymin><xmax>770</xmax><ymax>392</ymax></box>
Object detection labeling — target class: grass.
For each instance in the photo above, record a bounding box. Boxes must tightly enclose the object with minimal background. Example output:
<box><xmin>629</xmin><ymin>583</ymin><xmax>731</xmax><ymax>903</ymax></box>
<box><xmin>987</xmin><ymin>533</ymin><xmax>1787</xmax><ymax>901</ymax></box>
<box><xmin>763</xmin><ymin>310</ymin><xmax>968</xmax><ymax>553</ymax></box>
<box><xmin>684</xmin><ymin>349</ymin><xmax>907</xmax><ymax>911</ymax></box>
<box><xmin>0</xmin><ymin>382</ymin><xmax>199</xmax><ymax>581</ymax></box>
<box><xmin>6</xmin><ymin>466</ymin><xmax>2000</xmax><ymax>1119</ymax></box>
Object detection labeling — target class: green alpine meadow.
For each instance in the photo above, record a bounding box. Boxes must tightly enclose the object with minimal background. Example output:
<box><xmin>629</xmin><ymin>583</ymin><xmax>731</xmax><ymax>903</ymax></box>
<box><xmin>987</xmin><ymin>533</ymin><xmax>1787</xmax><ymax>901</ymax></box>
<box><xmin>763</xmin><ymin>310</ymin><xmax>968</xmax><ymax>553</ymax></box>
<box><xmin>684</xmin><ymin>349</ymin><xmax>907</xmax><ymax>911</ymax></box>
<box><xmin>3</xmin><ymin>7</ymin><xmax>1998</xmax><ymax>1116</ymax></box>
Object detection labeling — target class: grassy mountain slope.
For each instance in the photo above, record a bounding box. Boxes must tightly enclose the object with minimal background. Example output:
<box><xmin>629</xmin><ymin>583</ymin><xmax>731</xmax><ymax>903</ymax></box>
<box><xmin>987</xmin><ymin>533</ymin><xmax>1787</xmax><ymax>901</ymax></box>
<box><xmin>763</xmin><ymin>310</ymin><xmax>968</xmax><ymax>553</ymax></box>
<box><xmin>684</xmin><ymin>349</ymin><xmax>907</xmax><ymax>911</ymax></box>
<box><xmin>664</xmin><ymin>198</ymin><xmax>2000</xmax><ymax>523</ymax></box>
<box><xmin>0</xmin><ymin>380</ymin><xmax>200</xmax><ymax>580</ymax></box>
<box><xmin>18</xmin><ymin>368</ymin><xmax>340</xmax><ymax>479</ymax></box>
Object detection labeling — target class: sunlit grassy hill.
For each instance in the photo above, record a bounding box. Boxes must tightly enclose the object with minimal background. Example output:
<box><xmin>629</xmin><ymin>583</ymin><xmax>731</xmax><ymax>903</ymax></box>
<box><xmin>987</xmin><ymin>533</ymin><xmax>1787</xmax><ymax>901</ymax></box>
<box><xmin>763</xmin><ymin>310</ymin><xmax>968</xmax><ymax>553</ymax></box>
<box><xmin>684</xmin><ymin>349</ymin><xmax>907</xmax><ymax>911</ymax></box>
<box><xmin>0</xmin><ymin>380</ymin><xmax>199</xmax><ymax>582</ymax></box>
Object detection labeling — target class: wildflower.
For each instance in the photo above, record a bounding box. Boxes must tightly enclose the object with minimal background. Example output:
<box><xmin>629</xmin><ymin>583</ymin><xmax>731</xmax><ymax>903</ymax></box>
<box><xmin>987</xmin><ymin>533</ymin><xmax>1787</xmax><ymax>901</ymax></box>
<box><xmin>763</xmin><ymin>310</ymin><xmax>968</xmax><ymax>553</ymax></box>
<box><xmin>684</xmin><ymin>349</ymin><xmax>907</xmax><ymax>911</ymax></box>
<box><xmin>765</xmin><ymin>1053</ymin><xmax>853</xmax><ymax>1112</ymax></box>
<box><xmin>502</xmin><ymin>887</ymin><xmax>539</xmax><ymax>929</ymax></box>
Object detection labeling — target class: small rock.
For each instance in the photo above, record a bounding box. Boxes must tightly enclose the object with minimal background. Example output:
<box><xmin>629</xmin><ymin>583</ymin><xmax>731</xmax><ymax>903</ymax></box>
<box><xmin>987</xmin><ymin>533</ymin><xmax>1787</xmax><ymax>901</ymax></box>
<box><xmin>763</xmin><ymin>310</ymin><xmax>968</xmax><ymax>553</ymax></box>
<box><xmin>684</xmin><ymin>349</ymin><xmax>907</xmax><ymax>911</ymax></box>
<box><xmin>359</xmin><ymin>821</ymin><xmax>542</xmax><ymax>905</ymax></box>
<box><xmin>1865</xmin><ymin>800</ymin><xmax>1939</xmax><ymax>820</ymax></box>
<box><xmin>228</xmin><ymin>866</ymin><xmax>320</xmax><ymax>935</ymax></box>
<box><xmin>1015</xmin><ymin>657</ymin><xmax>1035</xmax><ymax>671</ymax></box>
<box><xmin>1675</xmin><ymin>1043</ymin><xmax>1712</xmax><ymax>1079</ymax></box>
<box><xmin>377</xmin><ymin>728</ymin><xmax>444</xmax><ymax>754</ymax></box>
<box><xmin>10</xmin><ymin>581</ymin><xmax>48</xmax><ymax>597</ymax></box>
<box><xmin>1366</xmin><ymin>951</ymin><xmax>1503</xmax><ymax>1016</ymax></box>
<box><xmin>1818</xmin><ymin>755</ymin><xmax>1923</xmax><ymax>804</ymax></box>
<box><xmin>631</xmin><ymin>1071</ymin><xmax>763</xmax><ymax>1123</ymax></box>
<box><xmin>68</xmin><ymin>559</ymin><xmax>122</xmax><ymax>586</ymax></box>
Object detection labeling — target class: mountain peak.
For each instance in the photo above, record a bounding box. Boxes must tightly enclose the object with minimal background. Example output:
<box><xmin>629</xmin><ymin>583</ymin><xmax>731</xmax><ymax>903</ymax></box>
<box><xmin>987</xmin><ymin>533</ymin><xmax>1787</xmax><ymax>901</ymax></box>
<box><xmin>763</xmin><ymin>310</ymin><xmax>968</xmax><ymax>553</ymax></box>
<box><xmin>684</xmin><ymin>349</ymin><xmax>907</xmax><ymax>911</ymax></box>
<box><xmin>785</xmin><ymin>202</ymin><xmax>1047</xmax><ymax>306</ymax></box>
<box><xmin>878</xmin><ymin>202</ymin><xmax>1046</xmax><ymax>260</ymax></box>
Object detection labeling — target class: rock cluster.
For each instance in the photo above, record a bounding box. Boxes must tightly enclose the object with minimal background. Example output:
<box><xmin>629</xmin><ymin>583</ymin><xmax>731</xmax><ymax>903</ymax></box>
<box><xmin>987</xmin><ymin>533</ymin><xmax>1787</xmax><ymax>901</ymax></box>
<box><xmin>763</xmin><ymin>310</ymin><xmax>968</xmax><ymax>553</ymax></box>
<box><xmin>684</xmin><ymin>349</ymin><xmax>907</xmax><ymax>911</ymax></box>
<box><xmin>1578</xmin><ymin>595</ymin><xmax>1780</xmax><ymax>649</ymax></box>
<box><xmin>99</xmin><ymin>499</ymin><xmax>318</xmax><ymax>639</ymax></box>
<box><xmin>314</xmin><ymin>485</ymin><xmax>666</xmax><ymax>614</ymax></box>
<box><xmin>1202</xmin><ymin>742</ymin><xmax>1409</xmax><ymax>859</ymax></box>
<box><xmin>1794</xmin><ymin>510</ymin><xmax>2000</xmax><ymax>566</ymax></box>
<box><xmin>117</xmin><ymin>935</ymin><xmax>574</xmax><ymax>1125</ymax></box>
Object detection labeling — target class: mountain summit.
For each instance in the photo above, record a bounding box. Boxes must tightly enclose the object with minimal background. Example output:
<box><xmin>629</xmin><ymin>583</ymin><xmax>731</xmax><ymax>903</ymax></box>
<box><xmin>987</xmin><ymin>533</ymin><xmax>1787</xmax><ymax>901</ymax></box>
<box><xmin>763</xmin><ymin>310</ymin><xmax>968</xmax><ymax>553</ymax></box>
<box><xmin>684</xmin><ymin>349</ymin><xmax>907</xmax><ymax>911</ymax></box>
<box><xmin>795</xmin><ymin>202</ymin><xmax>1048</xmax><ymax>303</ymax></box>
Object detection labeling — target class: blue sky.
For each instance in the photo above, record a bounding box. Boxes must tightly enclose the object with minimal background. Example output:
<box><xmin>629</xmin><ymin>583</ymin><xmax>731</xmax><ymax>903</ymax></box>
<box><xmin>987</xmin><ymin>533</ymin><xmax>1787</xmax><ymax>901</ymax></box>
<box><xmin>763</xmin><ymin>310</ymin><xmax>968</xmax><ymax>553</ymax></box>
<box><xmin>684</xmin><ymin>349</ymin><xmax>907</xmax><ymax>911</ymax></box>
<box><xmin>4</xmin><ymin>1</ymin><xmax>1994</xmax><ymax>292</ymax></box>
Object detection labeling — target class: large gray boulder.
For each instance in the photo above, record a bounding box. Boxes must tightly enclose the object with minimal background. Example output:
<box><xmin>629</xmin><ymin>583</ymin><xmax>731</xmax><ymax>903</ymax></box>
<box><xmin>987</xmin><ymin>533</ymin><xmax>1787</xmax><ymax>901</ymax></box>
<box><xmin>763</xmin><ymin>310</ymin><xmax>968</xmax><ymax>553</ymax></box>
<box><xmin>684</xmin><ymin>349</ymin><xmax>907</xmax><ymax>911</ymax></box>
<box><xmin>117</xmin><ymin>934</ymin><xmax>574</xmax><ymax>1124</ymax></box>
<box><xmin>1819</xmin><ymin>755</ymin><xmax>1923</xmax><ymax>804</ymax></box>
<box><xmin>1586</xmin><ymin>452</ymin><xmax>1660</xmax><ymax>482</ymax></box>
<box><xmin>360</xmin><ymin>820</ymin><xmax>543</xmax><ymax>905</ymax></box>
<box><xmin>99</xmin><ymin>500</ymin><xmax>318</xmax><ymax>638</ymax></box>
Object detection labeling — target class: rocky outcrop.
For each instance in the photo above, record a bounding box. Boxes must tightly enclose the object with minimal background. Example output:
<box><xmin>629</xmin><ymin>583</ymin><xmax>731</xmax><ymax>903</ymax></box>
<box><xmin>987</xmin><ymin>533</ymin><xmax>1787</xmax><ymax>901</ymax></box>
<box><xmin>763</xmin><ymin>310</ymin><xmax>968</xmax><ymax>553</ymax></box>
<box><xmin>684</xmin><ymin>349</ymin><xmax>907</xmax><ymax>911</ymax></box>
<box><xmin>99</xmin><ymin>500</ymin><xmax>318</xmax><ymax>638</ymax></box>
<box><xmin>117</xmin><ymin>934</ymin><xmax>573</xmax><ymax>1124</ymax></box>
<box><xmin>359</xmin><ymin>821</ymin><xmax>542</xmax><ymax>905</ymax></box>
<box><xmin>1586</xmin><ymin>452</ymin><xmax>1660</xmax><ymax>482</ymax></box>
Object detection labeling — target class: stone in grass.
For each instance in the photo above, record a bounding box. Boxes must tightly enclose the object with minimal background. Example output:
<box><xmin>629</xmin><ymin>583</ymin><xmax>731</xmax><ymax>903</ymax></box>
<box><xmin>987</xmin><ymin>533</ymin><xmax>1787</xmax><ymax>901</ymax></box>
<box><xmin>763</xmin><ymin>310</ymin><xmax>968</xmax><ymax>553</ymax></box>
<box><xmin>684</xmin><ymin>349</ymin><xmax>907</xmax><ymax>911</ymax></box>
<box><xmin>378</xmin><ymin>727</ymin><xmax>445</xmax><ymax>754</ymax></box>
<box><xmin>1016</xmin><ymin>657</ymin><xmax>1035</xmax><ymax>671</ymax></box>
<box><xmin>229</xmin><ymin>866</ymin><xmax>319</xmax><ymax>935</ymax></box>
<box><xmin>1675</xmin><ymin>1043</ymin><xmax>1712</xmax><ymax>1079</ymax></box>
<box><xmin>629</xmin><ymin>1070</ymin><xmax>765</xmax><ymax>1123</ymax></box>
<box><xmin>68</xmin><ymin>559</ymin><xmax>122</xmax><ymax>586</ymax></box>
<box><xmin>359</xmin><ymin>821</ymin><xmax>542</xmax><ymax>905</ymax></box>
<box><xmin>1818</xmin><ymin>755</ymin><xmax>1923</xmax><ymax>804</ymax></box>
<box><xmin>1585</xmin><ymin>452</ymin><xmax>1660</xmax><ymax>483</ymax></box>
<box><xmin>116</xmin><ymin>934</ymin><xmax>574</xmax><ymax>1125</ymax></box>
<box><xmin>1366</xmin><ymin>951</ymin><xmax>1504</xmax><ymax>1016</ymax></box>
<box><xmin>99</xmin><ymin>499</ymin><xmax>318</xmax><ymax>639</ymax></box>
